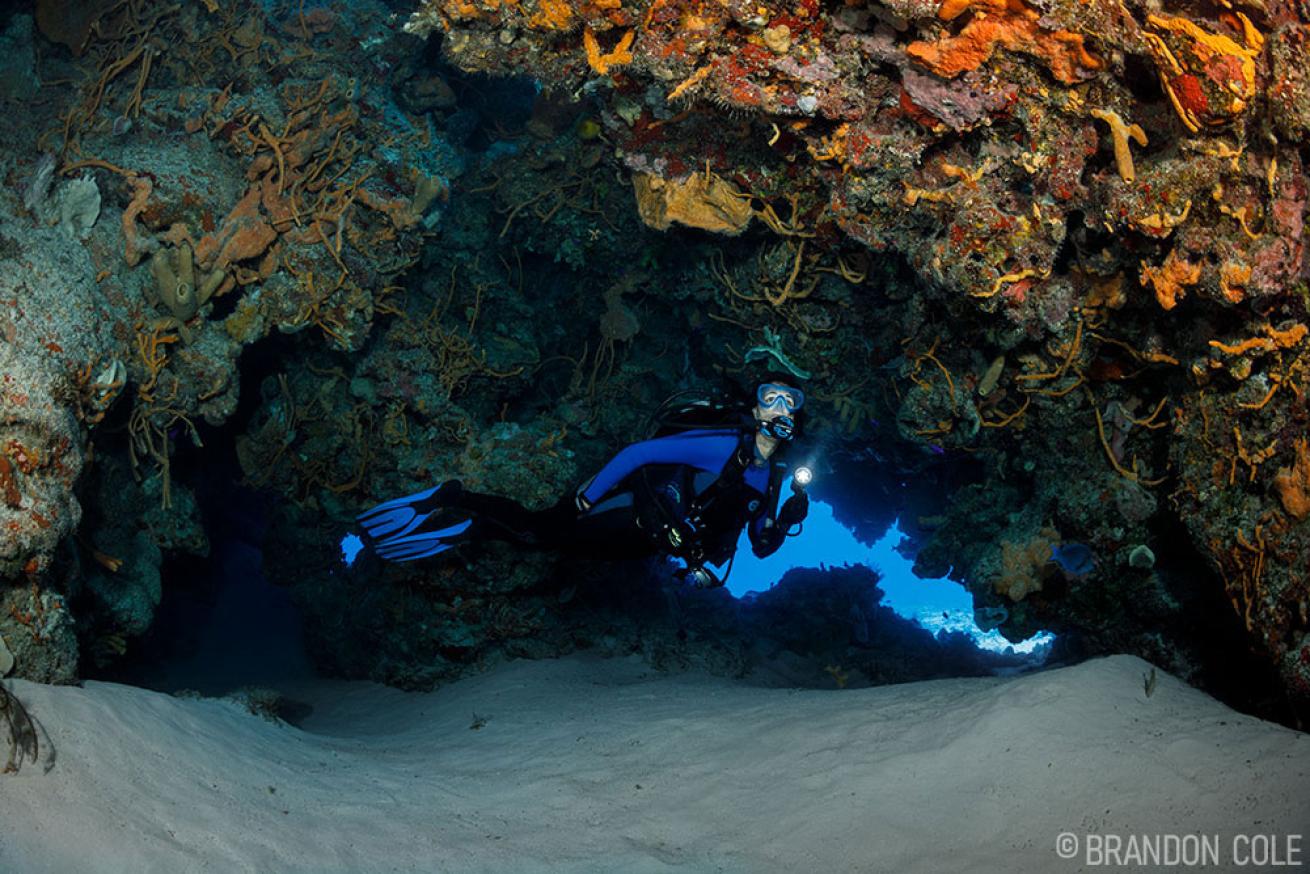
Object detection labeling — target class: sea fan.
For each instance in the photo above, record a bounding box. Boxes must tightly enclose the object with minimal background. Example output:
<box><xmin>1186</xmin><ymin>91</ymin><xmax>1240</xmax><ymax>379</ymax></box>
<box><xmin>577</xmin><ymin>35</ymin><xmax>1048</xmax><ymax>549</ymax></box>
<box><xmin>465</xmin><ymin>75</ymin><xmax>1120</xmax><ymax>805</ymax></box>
<box><xmin>1</xmin><ymin>682</ymin><xmax>39</xmax><ymax>774</ymax></box>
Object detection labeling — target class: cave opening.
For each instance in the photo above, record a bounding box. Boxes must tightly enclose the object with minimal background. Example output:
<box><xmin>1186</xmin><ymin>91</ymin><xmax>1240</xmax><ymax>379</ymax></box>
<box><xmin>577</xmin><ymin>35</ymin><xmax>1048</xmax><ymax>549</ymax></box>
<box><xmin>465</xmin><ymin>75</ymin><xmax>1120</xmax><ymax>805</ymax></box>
<box><xmin>99</xmin><ymin>464</ymin><xmax>317</xmax><ymax>698</ymax></box>
<box><xmin>87</xmin><ymin>333</ymin><xmax>320</xmax><ymax>696</ymax></box>
<box><xmin>3</xmin><ymin>0</ymin><xmax>1309</xmax><ymax>866</ymax></box>
<box><xmin>726</xmin><ymin>491</ymin><xmax>1056</xmax><ymax>660</ymax></box>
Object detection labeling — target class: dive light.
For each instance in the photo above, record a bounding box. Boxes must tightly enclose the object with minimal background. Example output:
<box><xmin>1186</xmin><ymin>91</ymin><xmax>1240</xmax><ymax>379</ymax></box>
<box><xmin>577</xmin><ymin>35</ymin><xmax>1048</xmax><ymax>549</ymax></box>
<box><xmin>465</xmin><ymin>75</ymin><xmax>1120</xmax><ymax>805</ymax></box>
<box><xmin>792</xmin><ymin>465</ymin><xmax>813</xmax><ymax>492</ymax></box>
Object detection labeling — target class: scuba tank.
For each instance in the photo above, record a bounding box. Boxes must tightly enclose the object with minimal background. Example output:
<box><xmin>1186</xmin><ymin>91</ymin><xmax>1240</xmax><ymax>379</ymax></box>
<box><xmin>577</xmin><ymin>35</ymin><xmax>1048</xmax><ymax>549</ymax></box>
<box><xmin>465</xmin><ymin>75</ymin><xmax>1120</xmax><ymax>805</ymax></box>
<box><xmin>646</xmin><ymin>385</ymin><xmax>753</xmax><ymax>438</ymax></box>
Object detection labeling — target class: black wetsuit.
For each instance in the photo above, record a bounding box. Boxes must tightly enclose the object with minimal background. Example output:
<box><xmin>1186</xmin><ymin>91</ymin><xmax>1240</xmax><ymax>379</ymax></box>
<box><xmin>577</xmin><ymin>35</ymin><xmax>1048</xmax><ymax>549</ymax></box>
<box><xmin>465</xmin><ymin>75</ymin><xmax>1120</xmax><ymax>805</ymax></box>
<box><xmin>454</xmin><ymin>426</ymin><xmax>793</xmax><ymax>564</ymax></box>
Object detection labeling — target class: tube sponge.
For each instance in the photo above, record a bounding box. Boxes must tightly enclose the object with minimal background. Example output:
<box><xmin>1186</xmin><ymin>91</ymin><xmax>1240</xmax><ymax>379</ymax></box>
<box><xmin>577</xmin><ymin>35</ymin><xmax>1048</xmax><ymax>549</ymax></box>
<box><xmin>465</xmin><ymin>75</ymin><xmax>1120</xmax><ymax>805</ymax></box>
<box><xmin>149</xmin><ymin>242</ymin><xmax>225</xmax><ymax>323</ymax></box>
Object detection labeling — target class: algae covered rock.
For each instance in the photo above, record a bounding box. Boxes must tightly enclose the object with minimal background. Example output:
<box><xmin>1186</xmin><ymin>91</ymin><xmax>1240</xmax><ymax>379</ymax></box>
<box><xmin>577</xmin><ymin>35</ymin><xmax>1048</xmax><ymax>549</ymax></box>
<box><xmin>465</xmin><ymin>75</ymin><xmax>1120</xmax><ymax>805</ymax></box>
<box><xmin>0</xmin><ymin>213</ymin><xmax>114</xmax><ymax>582</ymax></box>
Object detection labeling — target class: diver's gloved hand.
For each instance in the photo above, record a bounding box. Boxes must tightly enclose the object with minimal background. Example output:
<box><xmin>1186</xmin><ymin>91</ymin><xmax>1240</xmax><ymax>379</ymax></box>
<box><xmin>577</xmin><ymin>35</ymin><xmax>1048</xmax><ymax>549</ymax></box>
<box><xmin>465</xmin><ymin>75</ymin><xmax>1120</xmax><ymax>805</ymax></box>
<box><xmin>778</xmin><ymin>492</ymin><xmax>809</xmax><ymax>528</ymax></box>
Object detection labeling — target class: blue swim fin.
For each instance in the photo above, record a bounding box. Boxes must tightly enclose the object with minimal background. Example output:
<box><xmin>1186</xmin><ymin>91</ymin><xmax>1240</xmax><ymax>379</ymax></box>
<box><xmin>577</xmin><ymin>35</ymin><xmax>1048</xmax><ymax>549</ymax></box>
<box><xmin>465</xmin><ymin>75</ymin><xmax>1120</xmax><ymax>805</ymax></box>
<box><xmin>356</xmin><ymin>480</ymin><xmax>472</xmax><ymax>562</ymax></box>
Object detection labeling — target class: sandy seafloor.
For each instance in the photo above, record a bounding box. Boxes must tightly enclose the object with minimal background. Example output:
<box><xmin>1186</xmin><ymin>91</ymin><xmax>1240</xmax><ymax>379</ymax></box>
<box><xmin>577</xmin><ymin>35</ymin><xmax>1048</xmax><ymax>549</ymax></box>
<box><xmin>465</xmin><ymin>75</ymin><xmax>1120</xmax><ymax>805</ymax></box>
<box><xmin>1</xmin><ymin>653</ymin><xmax>1306</xmax><ymax>873</ymax></box>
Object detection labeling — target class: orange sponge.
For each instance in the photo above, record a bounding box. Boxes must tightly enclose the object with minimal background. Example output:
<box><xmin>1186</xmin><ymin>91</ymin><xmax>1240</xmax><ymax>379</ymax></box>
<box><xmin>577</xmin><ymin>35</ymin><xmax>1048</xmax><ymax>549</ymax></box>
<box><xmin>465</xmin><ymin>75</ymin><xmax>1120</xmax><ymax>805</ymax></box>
<box><xmin>1274</xmin><ymin>438</ymin><xmax>1310</xmax><ymax>520</ymax></box>
<box><xmin>907</xmin><ymin>0</ymin><xmax>1101</xmax><ymax>85</ymax></box>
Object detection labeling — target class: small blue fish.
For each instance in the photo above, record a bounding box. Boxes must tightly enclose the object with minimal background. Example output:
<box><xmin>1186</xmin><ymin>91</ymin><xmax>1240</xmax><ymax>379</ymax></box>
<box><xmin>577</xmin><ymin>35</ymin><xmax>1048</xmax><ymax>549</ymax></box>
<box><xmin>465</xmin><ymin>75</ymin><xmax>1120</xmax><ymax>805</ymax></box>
<box><xmin>1050</xmin><ymin>542</ymin><xmax>1096</xmax><ymax>576</ymax></box>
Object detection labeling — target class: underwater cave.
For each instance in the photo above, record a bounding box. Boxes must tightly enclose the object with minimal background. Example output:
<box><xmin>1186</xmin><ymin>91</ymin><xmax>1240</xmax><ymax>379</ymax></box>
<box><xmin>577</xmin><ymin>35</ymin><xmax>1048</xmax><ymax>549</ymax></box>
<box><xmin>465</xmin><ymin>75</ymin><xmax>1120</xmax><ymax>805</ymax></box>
<box><xmin>1</xmin><ymin>0</ymin><xmax>1308</xmax><ymax>870</ymax></box>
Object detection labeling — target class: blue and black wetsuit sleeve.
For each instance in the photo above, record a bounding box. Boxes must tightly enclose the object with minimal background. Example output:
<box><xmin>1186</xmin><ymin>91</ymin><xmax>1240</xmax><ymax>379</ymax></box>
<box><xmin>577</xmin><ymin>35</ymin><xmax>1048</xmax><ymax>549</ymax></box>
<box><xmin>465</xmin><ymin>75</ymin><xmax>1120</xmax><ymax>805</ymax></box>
<box><xmin>578</xmin><ymin>429</ymin><xmax>741</xmax><ymax>507</ymax></box>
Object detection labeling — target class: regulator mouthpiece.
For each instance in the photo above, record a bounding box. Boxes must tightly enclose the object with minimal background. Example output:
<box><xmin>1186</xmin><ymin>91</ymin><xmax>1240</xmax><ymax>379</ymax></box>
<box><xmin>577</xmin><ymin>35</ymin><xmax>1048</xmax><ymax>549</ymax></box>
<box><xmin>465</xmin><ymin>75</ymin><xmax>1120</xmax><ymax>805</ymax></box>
<box><xmin>760</xmin><ymin>415</ymin><xmax>795</xmax><ymax>441</ymax></box>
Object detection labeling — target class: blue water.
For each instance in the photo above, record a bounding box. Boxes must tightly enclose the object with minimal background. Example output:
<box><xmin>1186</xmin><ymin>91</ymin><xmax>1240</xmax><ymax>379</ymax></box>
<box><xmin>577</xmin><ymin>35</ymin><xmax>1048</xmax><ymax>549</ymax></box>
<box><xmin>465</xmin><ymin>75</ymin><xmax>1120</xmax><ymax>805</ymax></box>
<box><xmin>726</xmin><ymin>484</ymin><xmax>1054</xmax><ymax>654</ymax></box>
<box><xmin>341</xmin><ymin>532</ymin><xmax>365</xmax><ymax>566</ymax></box>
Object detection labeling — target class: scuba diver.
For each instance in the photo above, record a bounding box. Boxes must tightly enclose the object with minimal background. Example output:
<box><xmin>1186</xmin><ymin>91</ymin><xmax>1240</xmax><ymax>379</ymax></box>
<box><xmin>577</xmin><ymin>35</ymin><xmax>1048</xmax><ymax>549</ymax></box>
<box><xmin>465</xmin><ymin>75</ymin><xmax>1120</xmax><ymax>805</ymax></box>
<box><xmin>354</xmin><ymin>371</ymin><xmax>812</xmax><ymax>588</ymax></box>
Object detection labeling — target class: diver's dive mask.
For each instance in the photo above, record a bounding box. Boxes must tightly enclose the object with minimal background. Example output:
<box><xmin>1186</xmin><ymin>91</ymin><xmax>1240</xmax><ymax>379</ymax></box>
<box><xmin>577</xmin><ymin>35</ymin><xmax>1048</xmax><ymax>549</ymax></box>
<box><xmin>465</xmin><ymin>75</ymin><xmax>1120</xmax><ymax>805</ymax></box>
<box><xmin>757</xmin><ymin>383</ymin><xmax>805</xmax><ymax>413</ymax></box>
<box><xmin>759</xmin><ymin>414</ymin><xmax>796</xmax><ymax>441</ymax></box>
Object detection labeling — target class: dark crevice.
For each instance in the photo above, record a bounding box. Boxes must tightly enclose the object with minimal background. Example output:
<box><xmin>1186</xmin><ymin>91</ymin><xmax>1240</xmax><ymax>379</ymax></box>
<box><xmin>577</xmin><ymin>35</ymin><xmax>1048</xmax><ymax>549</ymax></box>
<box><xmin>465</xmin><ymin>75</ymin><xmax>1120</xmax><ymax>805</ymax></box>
<box><xmin>1051</xmin><ymin>210</ymin><xmax>1082</xmax><ymax>275</ymax></box>
<box><xmin>1122</xmin><ymin>53</ymin><xmax>1164</xmax><ymax>104</ymax></box>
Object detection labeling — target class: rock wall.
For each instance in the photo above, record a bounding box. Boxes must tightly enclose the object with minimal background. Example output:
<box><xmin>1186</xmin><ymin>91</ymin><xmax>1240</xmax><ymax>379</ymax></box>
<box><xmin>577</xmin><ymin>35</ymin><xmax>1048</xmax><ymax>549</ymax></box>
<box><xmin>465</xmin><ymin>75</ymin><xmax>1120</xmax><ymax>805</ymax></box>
<box><xmin>0</xmin><ymin>0</ymin><xmax>1305</xmax><ymax>719</ymax></box>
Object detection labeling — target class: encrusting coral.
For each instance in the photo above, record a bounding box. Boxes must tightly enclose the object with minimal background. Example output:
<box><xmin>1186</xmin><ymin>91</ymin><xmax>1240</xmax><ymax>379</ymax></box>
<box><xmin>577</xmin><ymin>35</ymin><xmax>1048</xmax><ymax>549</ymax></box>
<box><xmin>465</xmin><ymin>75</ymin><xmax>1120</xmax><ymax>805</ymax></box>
<box><xmin>1142</xmin><ymin>11</ymin><xmax>1264</xmax><ymax>133</ymax></box>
